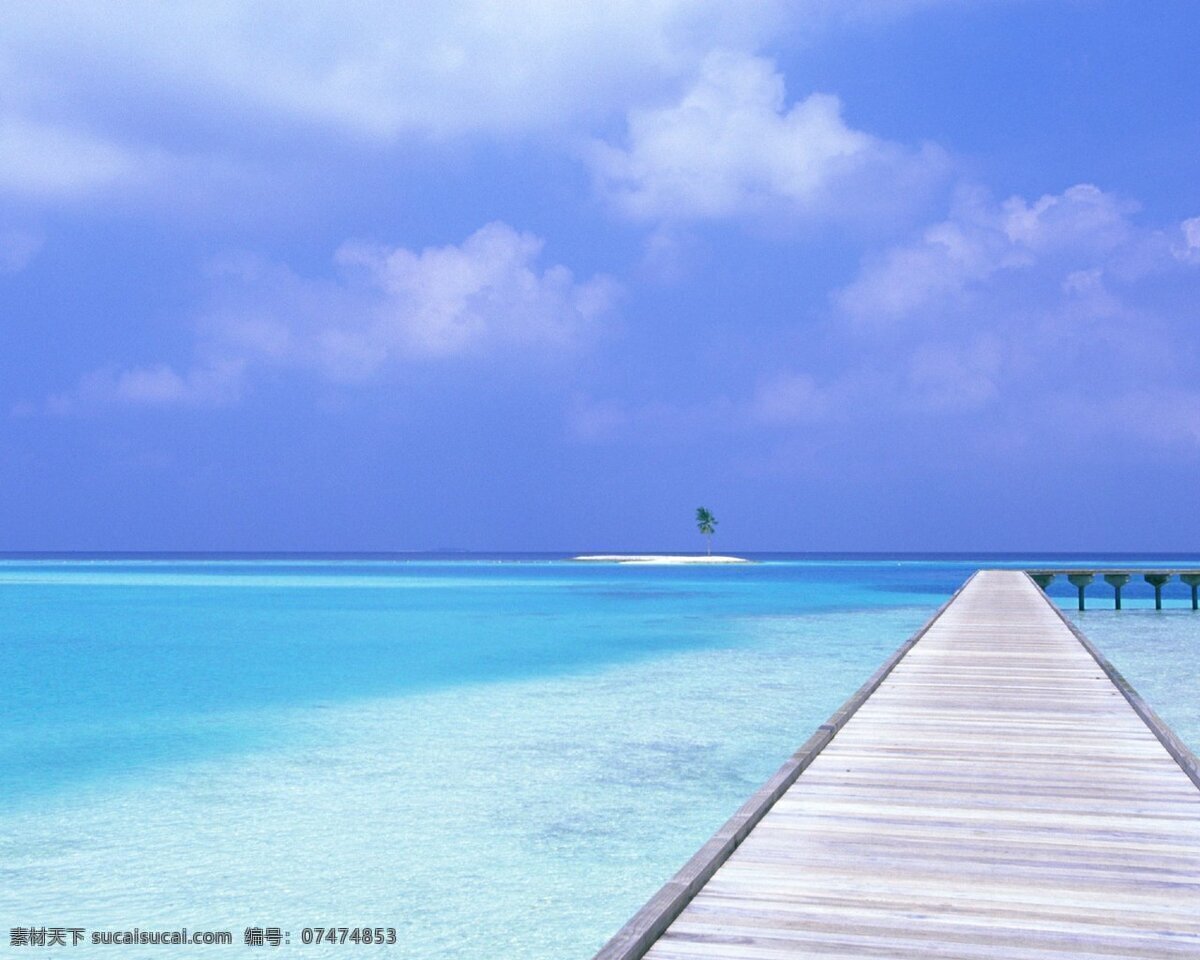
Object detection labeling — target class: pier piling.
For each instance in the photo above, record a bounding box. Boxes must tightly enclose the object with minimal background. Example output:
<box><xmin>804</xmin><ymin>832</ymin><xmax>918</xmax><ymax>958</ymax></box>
<box><xmin>1067</xmin><ymin>571</ymin><xmax>1094</xmax><ymax>611</ymax></box>
<box><xmin>1103</xmin><ymin>572</ymin><xmax>1131</xmax><ymax>610</ymax></box>
<box><xmin>1024</xmin><ymin>568</ymin><xmax>1200</xmax><ymax>611</ymax></box>
<box><xmin>1182</xmin><ymin>573</ymin><xmax>1200</xmax><ymax>610</ymax></box>
<box><xmin>1144</xmin><ymin>572</ymin><xmax>1172</xmax><ymax>610</ymax></box>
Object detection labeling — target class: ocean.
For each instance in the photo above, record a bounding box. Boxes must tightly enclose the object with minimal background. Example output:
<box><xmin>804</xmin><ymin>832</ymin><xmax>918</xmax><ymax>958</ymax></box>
<box><xmin>2</xmin><ymin>555</ymin><xmax>1197</xmax><ymax>958</ymax></box>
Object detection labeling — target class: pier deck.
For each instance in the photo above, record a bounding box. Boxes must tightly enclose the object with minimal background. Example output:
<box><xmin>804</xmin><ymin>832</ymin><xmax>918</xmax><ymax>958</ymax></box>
<box><xmin>598</xmin><ymin>570</ymin><xmax>1200</xmax><ymax>959</ymax></box>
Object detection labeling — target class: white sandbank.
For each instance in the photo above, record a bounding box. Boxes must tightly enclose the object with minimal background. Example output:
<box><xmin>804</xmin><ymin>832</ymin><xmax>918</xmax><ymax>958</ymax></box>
<box><xmin>571</xmin><ymin>554</ymin><xmax>750</xmax><ymax>564</ymax></box>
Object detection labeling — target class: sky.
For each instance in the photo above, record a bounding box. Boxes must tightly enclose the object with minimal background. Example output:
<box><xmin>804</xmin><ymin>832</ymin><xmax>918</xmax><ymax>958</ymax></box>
<box><xmin>2</xmin><ymin>0</ymin><xmax>1200</xmax><ymax>552</ymax></box>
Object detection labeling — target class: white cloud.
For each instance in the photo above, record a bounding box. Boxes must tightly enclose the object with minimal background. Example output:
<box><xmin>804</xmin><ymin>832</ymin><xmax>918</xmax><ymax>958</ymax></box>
<box><xmin>45</xmin><ymin>360</ymin><xmax>247</xmax><ymax>414</ymax></box>
<box><xmin>590</xmin><ymin>51</ymin><xmax>947</xmax><ymax>222</ymax></box>
<box><xmin>1175</xmin><ymin>217</ymin><xmax>1200</xmax><ymax>264</ymax></box>
<box><xmin>0</xmin><ymin>1</ymin><xmax>969</xmax><ymax>216</ymax></box>
<box><xmin>331</xmin><ymin>225</ymin><xmax>615</xmax><ymax>363</ymax></box>
<box><xmin>45</xmin><ymin>222</ymin><xmax>618</xmax><ymax>410</ymax></box>
<box><xmin>580</xmin><ymin>184</ymin><xmax>1200</xmax><ymax>459</ymax></box>
<box><xmin>0</xmin><ymin>118</ymin><xmax>144</xmax><ymax>200</ymax></box>
<box><xmin>0</xmin><ymin>1</ymin><xmax>789</xmax><ymax>140</ymax></box>
<box><xmin>835</xmin><ymin>184</ymin><xmax>1159</xmax><ymax>331</ymax></box>
<box><xmin>0</xmin><ymin>113</ymin><xmax>268</xmax><ymax>213</ymax></box>
<box><xmin>816</xmin><ymin>184</ymin><xmax>1200</xmax><ymax>431</ymax></box>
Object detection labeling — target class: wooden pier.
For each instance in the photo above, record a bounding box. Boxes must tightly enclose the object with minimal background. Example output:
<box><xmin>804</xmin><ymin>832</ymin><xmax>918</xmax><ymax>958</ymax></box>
<box><xmin>595</xmin><ymin>570</ymin><xmax>1200</xmax><ymax>959</ymax></box>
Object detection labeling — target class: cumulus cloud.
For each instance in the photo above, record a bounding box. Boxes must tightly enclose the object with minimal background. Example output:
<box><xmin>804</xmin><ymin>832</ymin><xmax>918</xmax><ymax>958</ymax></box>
<box><xmin>11</xmin><ymin>2</ymin><xmax>716</xmax><ymax>206</ymax></box>
<box><xmin>0</xmin><ymin>2</ymin><xmax>969</xmax><ymax>219</ymax></box>
<box><xmin>45</xmin><ymin>360</ymin><xmax>247</xmax><ymax>414</ymax></box>
<box><xmin>330</xmin><ymin>226</ymin><xmax>614</xmax><ymax>362</ymax></box>
<box><xmin>577</xmin><ymin>184</ymin><xmax>1200</xmax><ymax>459</ymax></box>
<box><xmin>0</xmin><ymin>112</ymin><xmax>271</xmax><ymax>214</ymax></box>
<box><xmin>1175</xmin><ymin>217</ymin><xmax>1200</xmax><ymax>264</ymax></box>
<box><xmin>0</xmin><ymin>1</ymin><xmax>975</xmax><ymax>141</ymax></box>
<box><xmin>590</xmin><ymin>51</ymin><xmax>947</xmax><ymax>222</ymax></box>
<box><xmin>43</xmin><ymin>222</ymin><xmax>618</xmax><ymax>411</ymax></box>
<box><xmin>835</xmin><ymin>185</ymin><xmax>1157</xmax><ymax>331</ymax></box>
<box><xmin>0</xmin><ymin>1</ymin><xmax>789</xmax><ymax>140</ymax></box>
<box><xmin>819</xmin><ymin>184</ymin><xmax>1200</xmax><ymax>431</ymax></box>
<box><xmin>0</xmin><ymin>117</ymin><xmax>144</xmax><ymax>200</ymax></box>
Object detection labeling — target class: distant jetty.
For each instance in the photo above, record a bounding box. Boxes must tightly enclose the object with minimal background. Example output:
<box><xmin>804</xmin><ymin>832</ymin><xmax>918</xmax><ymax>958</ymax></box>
<box><xmin>571</xmin><ymin>554</ymin><xmax>749</xmax><ymax>564</ymax></box>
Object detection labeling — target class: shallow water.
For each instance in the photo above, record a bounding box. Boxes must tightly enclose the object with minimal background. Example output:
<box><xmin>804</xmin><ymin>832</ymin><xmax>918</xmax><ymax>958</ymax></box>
<box><xmin>1</xmin><ymin>556</ymin><xmax>1196</xmax><ymax>958</ymax></box>
<box><xmin>1067</xmin><ymin>609</ymin><xmax>1200</xmax><ymax>749</ymax></box>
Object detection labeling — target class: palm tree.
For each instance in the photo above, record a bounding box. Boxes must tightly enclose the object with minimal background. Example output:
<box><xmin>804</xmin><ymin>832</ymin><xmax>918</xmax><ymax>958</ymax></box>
<box><xmin>695</xmin><ymin>507</ymin><xmax>717</xmax><ymax>556</ymax></box>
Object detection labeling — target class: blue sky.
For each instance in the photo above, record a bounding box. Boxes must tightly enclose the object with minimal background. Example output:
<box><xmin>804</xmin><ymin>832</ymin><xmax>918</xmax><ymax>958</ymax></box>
<box><xmin>3</xmin><ymin>1</ymin><xmax>1200</xmax><ymax>552</ymax></box>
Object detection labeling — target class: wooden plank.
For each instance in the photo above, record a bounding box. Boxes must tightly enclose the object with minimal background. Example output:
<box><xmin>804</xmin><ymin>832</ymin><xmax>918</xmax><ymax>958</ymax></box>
<box><xmin>597</xmin><ymin>570</ymin><xmax>1200</xmax><ymax>959</ymax></box>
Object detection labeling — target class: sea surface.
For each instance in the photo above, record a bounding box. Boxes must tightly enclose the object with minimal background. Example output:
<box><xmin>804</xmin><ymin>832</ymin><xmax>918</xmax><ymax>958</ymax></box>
<box><xmin>2</xmin><ymin>554</ymin><xmax>1198</xmax><ymax>958</ymax></box>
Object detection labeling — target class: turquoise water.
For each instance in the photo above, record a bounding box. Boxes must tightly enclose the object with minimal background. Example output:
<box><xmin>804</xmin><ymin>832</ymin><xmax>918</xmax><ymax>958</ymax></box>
<box><xmin>1</xmin><ymin>556</ymin><xmax>1197</xmax><ymax>958</ymax></box>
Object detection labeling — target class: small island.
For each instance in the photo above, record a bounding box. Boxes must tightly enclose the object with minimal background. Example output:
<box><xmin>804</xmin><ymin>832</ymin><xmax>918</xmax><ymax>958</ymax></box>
<box><xmin>573</xmin><ymin>508</ymin><xmax>750</xmax><ymax>563</ymax></box>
